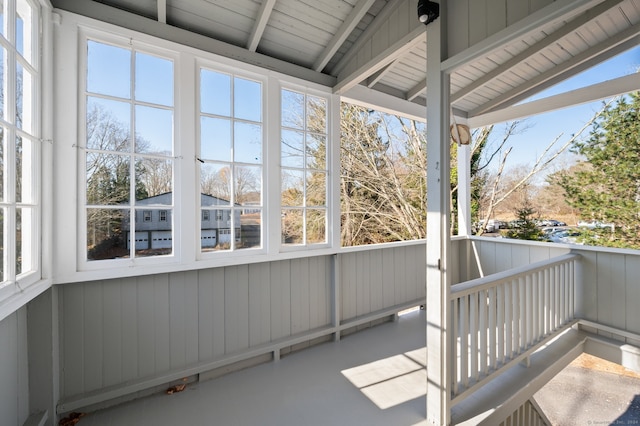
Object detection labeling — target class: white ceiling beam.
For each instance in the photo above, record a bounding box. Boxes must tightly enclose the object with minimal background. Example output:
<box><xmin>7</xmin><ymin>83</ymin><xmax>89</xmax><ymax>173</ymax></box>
<box><xmin>342</xmin><ymin>83</ymin><xmax>426</xmax><ymax>122</ymax></box>
<box><xmin>366</xmin><ymin>62</ymin><xmax>394</xmax><ymax>88</ymax></box>
<box><xmin>442</xmin><ymin>0</ymin><xmax>603</xmax><ymax>73</ymax></box>
<box><xmin>247</xmin><ymin>0</ymin><xmax>277</xmax><ymax>52</ymax></box>
<box><xmin>157</xmin><ymin>0</ymin><xmax>166</xmax><ymax>23</ymax></box>
<box><xmin>333</xmin><ymin>27</ymin><xmax>425</xmax><ymax>95</ymax></box>
<box><xmin>487</xmin><ymin>35</ymin><xmax>640</xmax><ymax>114</ymax></box>
<box><xmin>451</xmin><ymin>0</ymin><xmax>625</xmax><ymax>103</ymax></box>
<box><xmin>469</xmin><ymin>21</ymin><xmax>640</xmax><ymax>116</ymax></box>
<box><xmin>53</xmin><ymin>0</ymin><xmax>336</xmax><ymax>87</ymax></box>
<box><xmin>469</xmin><ymin>72</ymin><xmax>640</xmax><ymax>128</ymax></box>
<box><xmin>331</xmin><ymin>0</ymin><xmax>403</xmax><ymax>76</ymax></box>
<box><xmin>407</xmin><ymin>79</ymin><xmax>426</xmax><ymax>101</ymax></box>
<box><xmin>313</xmin><ymin>0</ymin><xmax>376</xmax><ymax>72</ymax></box>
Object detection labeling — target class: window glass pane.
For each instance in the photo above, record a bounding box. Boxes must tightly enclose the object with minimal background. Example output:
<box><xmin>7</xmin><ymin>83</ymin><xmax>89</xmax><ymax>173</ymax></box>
<box><xmin>0</xmin><ymin>127</ymin><xmax>4</xmax><ymax>202</ymax></box>
<box><xmin>135</xmin><ymin>52</ymin><xmax>173</xmax><ymax>106</ymax></box>
<box><xmin>134</xmin><ymin>209</ymin><xmax>172</xmax><ymax>258</ymax></box>
<box><xmin>281</xmin><ymin>169</ymin><xmax>303</xmax><ymax>207</ymax></box>
<box><xmin>16</xmin><ymin>61</ymin><xmax>32</xmax><ymax>131</ymax></box>
<box><xmin>86</xmin><ymin>152</ymin><xmax>130</xmax><ymax>205</ymax></box>
<box><xmin>239</xmin><ymin>209</ymin><xmax>261</xmax><ymax>250</ymax></box>
<box><xmin>87</xmin><ymin>40</ymin><xmax>131</xmax><ymax>98</ymax></box>
<box><xmin>234</xmin><ymin>77</ymin><xmax>261</xmax><ymax>122</ymax></box>
<box><xmin>282</xmin><ymin>209</ymin><xmax>302</xmax><ymax>244</ymax></box>
<box><xmin>86</xmin><ymin>97</ymin><xmax>131</xmax><ymax>151</ymax></box>
<box><xmin>307</xmin><ymin>96</ymin><xmax>326</xmax><ymax>133</ymax></box>
<box><xmin>306</xmin><ymin>209</ymin><xmax>326</xmax><ymax>244</ymax></box>
<box><xmin>281</xmin><ymin>89</ymin><xmax>303</xmax><ymax>129</ymax></box>
<box><xmin>306</xmin><ymin>171</ymin><xmax>326</xmax><ymax>207</ymax></box>
<box><xmin>201</xmin><ymin>69</ymin><xmax>230</xmax><ymax>116</ymax></box>
<box><xmin>200</xmin><ymin>209</ymin><xmax>219</xmax><ymax>251</ymax></box>
<box><xmin>234</xmin><ymin>121</ymin><xmax>261</xmax><ymax>164</ymax></box>
<box><xmin>16</xmin><ymin>206</ymin><xmax>34</xmax><ymax>274</ymax></box>
<box><xmin>135</xmin><ymin>105</ymin><xmax>173</xmax><ymax>154</ymax></box>
<box><xmin>306</xmin><ymin>134</ymin><xmax>326</xmax><ymax>169</ymax></box>
<box><xmin>281</xmin><ymin>129</ymin><xmax>304</xmax><ymax>168</ymax></box>
<box><xmin>0</xmin><ymin>207</ymin><xmax>3</xmax><ymax>280</ymax></box>
<box><xmin>0</xmin><ymin>0</ymin><xmax>5</xmax><ymax>37</ymax></box>
<box><xmin>16</xmin><ymin>0</ymin><xmax>32</xmax><ymax>64</ymax></box>
<box><xmin>135</xmin><ymin>157</ymin><xmax>172</xmax><ymax>202</ymax></box>
<box><xmin>201</xmin><ymin>163</ymin><xmax>232</xmax><ymax>202</ymax></box>
<box><xmin>200</xmin><ymin>116</ymin><xmax>231</xmax><ymax>161</ymax></box>
<box><xmin>15</xmin><ymin>135</ymin><xmax>33</xmax><ymax>203</ymax></box>
<box><xmin>235</xmin><ymin>165</ymin><xmax>261</xmax><ymax>205</ymax></box>
<box><xmin>0</xmin><ymin>48</ymin><xmax>5</xmax><ymax>120</ymax></box>
<box><xmin>86</xmin><ymin>208</ymin><xmax>126</xmax><ymax>260</ymax></box>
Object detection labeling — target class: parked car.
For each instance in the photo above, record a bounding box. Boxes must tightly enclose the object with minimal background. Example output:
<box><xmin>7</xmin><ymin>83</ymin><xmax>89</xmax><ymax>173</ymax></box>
<box><xmin>539</xmin><ymin>219</ymin><xmax>566</xmax><ymax>227</ymax></box>
<box><xmin>548</xmin><ymin>229</ymin><xmax>582</xmax><ymax>244</ymax></box>
<box><xmin>577</xmin><ymin>220</ymin><xmax>614</xmax><ymax>230</ymax></box>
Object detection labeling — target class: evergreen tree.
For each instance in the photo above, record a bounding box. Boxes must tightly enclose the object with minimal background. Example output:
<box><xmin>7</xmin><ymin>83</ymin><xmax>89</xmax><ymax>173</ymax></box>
<box><xmin>503</xmin><ymin>201</ymin><xmax>544</xmax><ymax>241</ymax></box>
<box><xmin>553</xmin><ymin>93</ymin><xmax>640</xmax><ymax>248</ymax></box>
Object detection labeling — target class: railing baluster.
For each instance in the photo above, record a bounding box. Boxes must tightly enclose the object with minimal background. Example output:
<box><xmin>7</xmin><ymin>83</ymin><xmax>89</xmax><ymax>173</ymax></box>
<box><xmin>560</xmin><ymin>263</ymin><xmax>566</xmax><ymax>324</ymax></box>
<box><xmin>545</xmin><ymin>268</ymin><xmax>551</xmax><ymax>336</ymax></box>
<box><xmin>497</xmin><ymin>283</ymin><xmax>505</xmax><ymax>366</ymax></box>
<box><xmin>526</xmin><ymin>274</ymin><xmax>533</xmax><ymax>348</ymax></box>
<box><xmin>555</xmin><ymin>264</ymin><xmax>560</xmax><ymax>330</ymax></box>
<box><xmin>569</xmin><ymin>259</ymin><xmax>575</xmax><ymax>320</ymax></box>
<box><xmin>519</xmin><ymin>276</ymin><xmax>526</xmax><ymax>351</ymax></box>
<box><xmin>470</xmin><ymin>292</ymin><xmax>478</xmax><ymax>381</ymax></box>
<box><xmin>489</xmin><ymin>286</ymin><xmax>496</xmax><ymax>370</ymax></box>
<box><xmin>461</xmin><ymin>294</ymin><xmax>468</xmax><ymax>390</ymax></box>
<box><xmin>448</xmin><ymin>253</ymin><xmax>580</xmax><ymax>399</ymax></box>
<box><xmin>453</xmin><ymin>298</ymin><xmax>459</xmax><ymax>394</ymax></box>
<box><xmin>479</xmin><ymin>289</ymin><xmax>488</xmax><ymax>375</ymax></box>
<box><xmin>532</xmin><ymin>271</ymin><xmax>539</xmax><ymax>344</ymax></box>
<box><xmin>505</xmin><ymin>282</ymin><xmax>512</xmax><ymax>359</ymax></box>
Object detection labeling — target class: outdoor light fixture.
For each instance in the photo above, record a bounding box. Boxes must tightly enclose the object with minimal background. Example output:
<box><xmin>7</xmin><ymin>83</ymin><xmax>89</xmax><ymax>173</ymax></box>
<box><xmin>417</xmin><ymin>0</ymin><xmax>439</xmax><ymax>25</ymax></box>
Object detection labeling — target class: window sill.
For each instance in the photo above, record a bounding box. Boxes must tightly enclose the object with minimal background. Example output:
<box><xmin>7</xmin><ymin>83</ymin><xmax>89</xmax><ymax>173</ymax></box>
<box><xmin>0</xmin><ymin>278</ymin><xmax>52</xmax><ymax>322</ymax></box>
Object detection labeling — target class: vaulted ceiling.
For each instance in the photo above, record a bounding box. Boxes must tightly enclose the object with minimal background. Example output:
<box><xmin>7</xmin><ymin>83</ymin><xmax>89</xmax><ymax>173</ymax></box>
<box><xmin>52</xmin><ymin>0</ymin><xmax>640</xmax><ymax>125</ymax></box>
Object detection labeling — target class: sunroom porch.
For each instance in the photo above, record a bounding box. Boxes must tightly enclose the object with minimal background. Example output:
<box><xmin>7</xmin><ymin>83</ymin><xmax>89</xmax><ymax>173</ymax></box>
<box><xmin>44</xmin><ymin>236</ymin><xmax>640</xmax><ymax>426</ymax></box>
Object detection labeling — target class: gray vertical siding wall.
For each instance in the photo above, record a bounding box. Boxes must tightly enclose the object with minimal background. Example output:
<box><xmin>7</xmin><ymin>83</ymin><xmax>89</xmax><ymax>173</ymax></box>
<box><xmin>57</xmin><ymin>242</ymin><xmax>439</xmax><ymax>408</ymax></box>
<box><xmin>59</xmin><ymin>258</ymin><xmax>332</xmax><ymax>401</ymax></box>
<box><xmin>0</xmin><ymin>308</ymin><xmax>29</xmax><ymax>426</ymax></box>
<box><xmin>574</xmin><ymin>248</ymin><xmax>640</xmax><ymax>337</ymax></box>
<box><xmin>469</xmin><ymin>237</ymin><xmax>640</xmax><ymax>338</ymax></box>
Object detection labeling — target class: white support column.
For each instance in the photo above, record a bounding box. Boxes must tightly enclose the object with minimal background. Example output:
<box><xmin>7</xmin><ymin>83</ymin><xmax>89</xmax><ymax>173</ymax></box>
<box><xmin>457</xmin><ymin>138</ymin><xmax>471</xmax><ymax>236</ymax></box>
<box><xmin>425</xmin><ymin>3</ymin><xmax>451</xmax><ymax>424</ymax></box>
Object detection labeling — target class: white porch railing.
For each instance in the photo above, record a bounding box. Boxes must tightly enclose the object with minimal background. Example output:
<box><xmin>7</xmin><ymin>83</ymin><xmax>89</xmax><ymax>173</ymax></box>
<box><xmin>450</xmin><ymin>253</ymin><xmax>579</xmax><ymax>402</ymax></box>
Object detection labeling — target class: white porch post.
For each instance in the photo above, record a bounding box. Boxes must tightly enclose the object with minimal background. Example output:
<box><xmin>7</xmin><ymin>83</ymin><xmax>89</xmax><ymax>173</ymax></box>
<box><xmin>457</xmin><ymin>139</ymin><xmax>471</xmax><ymax>236</ymax></box>
<box><xmin>425</xmin><ymin>3</ymin><xmax>451</xmax><ymax>425</ymax></box>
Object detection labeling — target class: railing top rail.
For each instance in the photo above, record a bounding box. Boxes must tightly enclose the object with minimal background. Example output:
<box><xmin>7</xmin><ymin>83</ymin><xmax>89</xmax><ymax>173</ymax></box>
<box><xmin>450</xmin><ymin>252</ymin><xmax>580</xmax><ymax>299</ymax></box>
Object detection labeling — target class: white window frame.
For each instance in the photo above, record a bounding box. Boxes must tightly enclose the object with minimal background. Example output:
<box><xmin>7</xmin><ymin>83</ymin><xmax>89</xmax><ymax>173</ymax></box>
<box><xmin>0</xmin><ymin>0</ymin><xmax>43</xmax><ymax>309</ymax></box>
<box><xmin>196</xmin><ymin>59</ymin><xmax>267</xmax><ymax>258</ymax></box>
<box><xmin>279</xmin><ymin>84</ymin><xmax>332</xmax><ymax>251</ymax></box>
<box><xmin>76</xmin><ymin>27</ymin><xmax>180</xmax><ymax>271</ymax></box>
<box><xmin>52</xmin><ymin>12</ymin><xmax>339</xmax><ymax>284</ymax></box>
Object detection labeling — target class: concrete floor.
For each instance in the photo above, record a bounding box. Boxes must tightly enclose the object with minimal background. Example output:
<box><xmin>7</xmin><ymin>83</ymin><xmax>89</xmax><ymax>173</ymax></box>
<box><xmin>535</xmin><ymin>354</ymin><xmax>640</xmax><ymax>426</ymax></box>
<box><xmin>69</xmin><ymin>309</ymin><xmax>640</xmax><ymax>426</ymax></box>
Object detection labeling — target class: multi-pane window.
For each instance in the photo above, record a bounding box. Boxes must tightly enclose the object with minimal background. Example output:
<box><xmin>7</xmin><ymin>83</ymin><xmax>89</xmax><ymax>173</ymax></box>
<box><xmin>84</xmin><ymin>39</ymin><xmax>174</xmax><ymax>261</ymax></box>
<box><xmin>199</xmin><ymin>68</ymin><xmax>262</xmax><ymax>252</ymax></box>
<box><xmin>281</xmin><ymin>89</ymin><xmax>328</xmax><ymax>245</ymax></box>
<box><xmin>0</xmin><ymin>0</ymin><xmax>39</xmax><ymax>290</ymax></box>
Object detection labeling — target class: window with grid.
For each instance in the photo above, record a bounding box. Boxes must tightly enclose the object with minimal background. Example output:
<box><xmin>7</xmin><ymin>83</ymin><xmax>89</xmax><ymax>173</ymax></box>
<box><xmin>0</xmin><ymin>0</ymin><xmax>40</xmax><ymax>295</ymax></box>
<box><xmin>281</xmin><ymin>89</ymin><xmax>328</xmax><ymax>246</ymax></box>
<box><xmin>83</xmin><ymin>39</ymin><xmax>174</xmax><ymax>261</ymax></box>
<box><xmin>199</xmin><ymin>67</ymin><xmax>262</xmax><ymax>252</ymax></box>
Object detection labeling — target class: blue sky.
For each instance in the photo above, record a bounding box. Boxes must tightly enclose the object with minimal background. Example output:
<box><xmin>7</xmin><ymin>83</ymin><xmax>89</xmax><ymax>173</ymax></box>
<box><xmin>486</xmin><ymin>45</ymin><xmax>640</xmax><ymax>176</ymax></box>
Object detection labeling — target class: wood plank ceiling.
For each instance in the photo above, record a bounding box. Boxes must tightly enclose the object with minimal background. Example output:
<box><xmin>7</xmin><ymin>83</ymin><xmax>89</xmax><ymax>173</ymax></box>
<box><xmin>52</xmin><ymin>0</ymin><xmax>640</xmax><ymax>123</ymax></box>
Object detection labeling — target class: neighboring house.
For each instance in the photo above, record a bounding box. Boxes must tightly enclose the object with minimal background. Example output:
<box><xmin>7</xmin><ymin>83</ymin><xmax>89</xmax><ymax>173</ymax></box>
<box><xmin>122</xmin><ymin>192</ymin><xmax>241</xmax><ymax>249</ymax></box>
